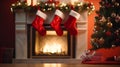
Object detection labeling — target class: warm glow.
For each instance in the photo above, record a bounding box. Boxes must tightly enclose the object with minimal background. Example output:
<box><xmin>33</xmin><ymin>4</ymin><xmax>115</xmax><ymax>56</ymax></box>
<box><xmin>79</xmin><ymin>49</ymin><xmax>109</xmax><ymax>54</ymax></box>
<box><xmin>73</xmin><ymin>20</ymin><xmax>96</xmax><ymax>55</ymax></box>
<box><xmin>70</xmin><ymin>0</ymin><xmax>79</xmax><ymax>5</ymax></box>
<box><xmin>35</xmin><ymin>31</ymin><xmax>68</xmax><ymax>55</ymax></box>
<box><xmin>35</xmin><ymin>31</ymin><xmax>40</xmax><ymax>55</ymax></box>
<box><xmin>32</xmin><ymin>0</ymin><xmax>37</xmax><ymax>6</ymax></box>
<box><xmin>26</xmin><ymin>0</ymin><xmax>37</xmax><ymax>6</ymax></box>
<box><xmin>42</xmin><ymin>43</ymin><xmax>62</xmax><ymax>53</ymax></box>
<box><xmin>35</xmin><ymin>30</ymin><xmax>68</xmax><ymax>55</ymax></box>
<box><xmin>26</xmin><ymin>0</ymin><xmax>31</xmax><ymax>6</ymax></box>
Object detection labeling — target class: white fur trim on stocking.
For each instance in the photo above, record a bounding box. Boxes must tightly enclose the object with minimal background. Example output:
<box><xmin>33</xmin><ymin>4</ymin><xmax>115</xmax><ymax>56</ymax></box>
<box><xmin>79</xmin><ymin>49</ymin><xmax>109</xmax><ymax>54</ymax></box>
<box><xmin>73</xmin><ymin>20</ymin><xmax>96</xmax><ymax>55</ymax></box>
<box><xmin>36</xmin><ymin>10</ymin><xmax>47</xmax><ymax>20</ymax></box>
<box><xmin>55</xmin><ymin>9</ymin><xmax>64</xmax><ymax>19</ymax></box>
<box><xmin>69</xmin><ymin>10</ymin><xmax>80</xmax><ymax>19</ymax></box>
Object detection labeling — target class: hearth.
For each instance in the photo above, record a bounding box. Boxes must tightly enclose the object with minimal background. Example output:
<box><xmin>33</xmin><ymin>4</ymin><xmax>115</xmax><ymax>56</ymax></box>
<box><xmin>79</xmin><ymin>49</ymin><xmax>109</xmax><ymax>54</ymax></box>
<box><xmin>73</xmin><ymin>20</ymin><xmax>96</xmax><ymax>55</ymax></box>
<box><xmin>15</xmin><ymin>6</ymin><xmax>88</xmax><ymax>59</ymax></box>
<box><xmin>27</xmin><ymin>24</ymin><xmax>76</xmax><ymax>59</ymax></box>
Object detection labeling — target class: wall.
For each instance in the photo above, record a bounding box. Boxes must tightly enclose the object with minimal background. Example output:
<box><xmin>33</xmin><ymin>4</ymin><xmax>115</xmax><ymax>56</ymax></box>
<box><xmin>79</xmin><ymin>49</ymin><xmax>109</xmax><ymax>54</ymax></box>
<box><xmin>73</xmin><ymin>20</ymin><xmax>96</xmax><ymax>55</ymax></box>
<box><xmin>0</xmin><ymin>0</ymin><xmax>18</xmax><ymax>63</ymax></box>
<box><xmin>0</xmin><ymin>0</ymin><xmax>18</xmax><ymax>48</ymax></box>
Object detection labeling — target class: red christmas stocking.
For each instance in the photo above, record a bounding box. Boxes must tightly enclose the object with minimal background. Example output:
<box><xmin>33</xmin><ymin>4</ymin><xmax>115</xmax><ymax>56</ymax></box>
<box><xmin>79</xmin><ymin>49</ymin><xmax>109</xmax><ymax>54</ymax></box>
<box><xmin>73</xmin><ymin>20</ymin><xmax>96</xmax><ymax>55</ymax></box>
<box><xmin>50</xmin><ymin>9</ymin><xmax>64</xmax><ymax>36</ymax></box>
<box><xmin>64</xmin><ymin>10</ymin><xmax>80</xmax><ymax>36</ymax></box>
<box><xmin>32</xmin><ymin>10</ymin><xmax>47</xmax><ymax>36</ymax></box>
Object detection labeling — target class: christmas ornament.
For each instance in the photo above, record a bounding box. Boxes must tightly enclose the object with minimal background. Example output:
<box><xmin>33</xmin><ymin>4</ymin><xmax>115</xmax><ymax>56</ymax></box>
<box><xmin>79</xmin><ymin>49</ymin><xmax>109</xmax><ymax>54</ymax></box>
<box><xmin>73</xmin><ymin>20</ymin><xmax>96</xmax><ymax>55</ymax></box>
<box><xmin>98</xmin><ymin>37</ymin><xmax>105</xmax><ymax>45</ymax></box>
<box><xmin>91</xmin><ymin>38</ymin><xmax>95</xmax><ymax>42</ymax></box>
<box><xmin>99</xmin><ymin>16</ymin><xmax>107</xmax><ymax>23</ymax></box>
<box><xmin>106</xmin><ymin>31</ymin><xmax>112</xmax><ymax>36</ymax></box>
<box><xmin>115</xmin><ymin>39</ymin><xmax>120</xmax><ymax>42</ymax></box>
<box><xmin>11</xmin><ymin>1</ymin><xmax>95</xmax><ymax>15</ymax></box>
<box><xmin>112</xmin><ymin>45</ymin><xmax>116</xmax><ymax>47</ymax></box>
<box><xmin>94</xmin><ymin>25</ymin><xmax>101</xmax><ymax>31</ymax></box>
<box><xmin>64</xmin><ymin>10</ymin><xmax>80</xmax><ymax>36</ymax></box>
<box><xmin>115</xmin><ymin>15</ymin><xmax>120</xmax><ymax>22</ymax></box>
<box><xmin>91</xmin><ymin>0</ymin><xmax>120</xmax><ymax>49</ymax></box>
<box><xmin>112</xmin><ymin>0</ymin><xmax>116</xmax><ymax>3</ymax></box>
<box><xmin>50</xmin><ymin>9</ymin><xmax>64</xmax><ymax>36</ymax></box>
<box><xmin>32</xmin><ymin>10</ymin><xmax>47</xmax><ymax>36</ymax></box>
<box><xmin>17</xmin><ymin>1</ymin><xmax>21</xmax><ymax>6</ymax></box>
<box><xmin>107</xmin><ymin>22</ymin><xmax>113</xmax><ymax>28</ymax></box>
<box><xmin>111</xmin><ymin>12</ymin><xmax>116</xmax><ymax>17</ymax></box>
<box><xmin>115</xmin><ymin>30</ymin><xmax>119</xmax><ymax>35</ymax></box>
<box><xmin>101</xmin><ymin>1</ymin><xmax>105</xmax><ymax>5</ymax></box>
<box><xmin>105</xmin><ymin>3</ymin><xmax>111</xmax><ymax>8</ymax></box>
<box><xmin>115</xmin><ymin>2</ymin><xmax>119</xmax><ymax>6</ymax></box>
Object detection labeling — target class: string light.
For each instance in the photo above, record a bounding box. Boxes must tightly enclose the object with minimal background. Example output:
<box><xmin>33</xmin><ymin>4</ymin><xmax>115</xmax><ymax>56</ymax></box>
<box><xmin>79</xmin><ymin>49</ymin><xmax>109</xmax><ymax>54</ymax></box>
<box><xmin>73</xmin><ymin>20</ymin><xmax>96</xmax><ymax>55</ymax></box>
<box><xmin>11</xmin><ymin>1</ymin><xmax>95</xmax><ymax>14</ymax></box>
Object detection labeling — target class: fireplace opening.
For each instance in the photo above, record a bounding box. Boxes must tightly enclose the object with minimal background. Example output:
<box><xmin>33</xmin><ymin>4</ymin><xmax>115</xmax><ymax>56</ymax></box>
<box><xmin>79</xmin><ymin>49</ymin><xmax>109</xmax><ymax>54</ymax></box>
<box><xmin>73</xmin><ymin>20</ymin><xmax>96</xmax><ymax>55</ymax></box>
<box><xmin>35</xmin><ymin>30</ymin><xmax>68</xmax><ymax>56</ymax></box>
<box><xmin>27</xmin><ymin>24</ymin><xmax>76</xmax><ymax>59</ymax></box>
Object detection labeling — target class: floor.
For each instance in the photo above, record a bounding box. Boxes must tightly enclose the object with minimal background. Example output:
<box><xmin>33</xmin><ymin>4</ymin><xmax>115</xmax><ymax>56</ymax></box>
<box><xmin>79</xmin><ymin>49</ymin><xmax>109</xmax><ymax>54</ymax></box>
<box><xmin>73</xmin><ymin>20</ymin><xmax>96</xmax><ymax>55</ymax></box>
<box><xmin>13</xmin><ymin>59</ymin><xmax>82</xmax><ymax>63</ymax></box>
<box><xmin>0</xmin><ymin>63</ymin><xmax>120</xmax><ymax>67</ymax></box>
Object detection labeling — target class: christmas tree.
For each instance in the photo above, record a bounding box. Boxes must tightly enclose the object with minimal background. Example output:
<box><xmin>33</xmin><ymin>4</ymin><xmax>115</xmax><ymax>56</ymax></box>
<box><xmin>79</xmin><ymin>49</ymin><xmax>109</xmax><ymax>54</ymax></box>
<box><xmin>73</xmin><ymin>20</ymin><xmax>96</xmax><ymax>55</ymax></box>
<box><xmin>91</xmin><ymin>0</ymin><xmax>120</xmax><ymax>50</ymax></box>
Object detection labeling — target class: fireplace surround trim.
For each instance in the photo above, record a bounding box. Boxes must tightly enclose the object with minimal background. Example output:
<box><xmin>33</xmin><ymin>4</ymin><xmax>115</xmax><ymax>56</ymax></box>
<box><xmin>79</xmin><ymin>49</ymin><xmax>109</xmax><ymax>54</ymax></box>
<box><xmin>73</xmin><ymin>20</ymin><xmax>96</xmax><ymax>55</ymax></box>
<box><xmin>27</xmin><ymin>24</ymin><xmax>76</xmax><ymax>59</ymax></box>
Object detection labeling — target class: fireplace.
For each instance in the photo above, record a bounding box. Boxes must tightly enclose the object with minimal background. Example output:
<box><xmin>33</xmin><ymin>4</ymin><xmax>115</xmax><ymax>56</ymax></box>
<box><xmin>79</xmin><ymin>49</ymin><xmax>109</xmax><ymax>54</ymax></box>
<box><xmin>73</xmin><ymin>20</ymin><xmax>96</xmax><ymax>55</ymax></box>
<box><xmin>27</xmin><ymin>24</ymin><xmax>76</xmax><ymax>59</ymax></box>
<box><xmin>15</xmin><ymin>8</ymin><xmax>88</xmax><ymax>60</ymax></box>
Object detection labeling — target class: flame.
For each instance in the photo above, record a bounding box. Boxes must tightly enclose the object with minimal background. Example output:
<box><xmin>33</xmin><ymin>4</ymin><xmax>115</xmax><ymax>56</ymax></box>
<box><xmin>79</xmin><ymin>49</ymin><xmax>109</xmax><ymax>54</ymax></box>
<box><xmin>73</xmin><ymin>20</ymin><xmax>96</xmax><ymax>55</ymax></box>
<box><xmin>35</xmin><ymin>30</ymin><xmax>68</xmax><ymax>55</ymax></box>
<box><xmin>43</xmin><ymin>43</ymin><xmax>62</xmax><ymax>53</ymax></box>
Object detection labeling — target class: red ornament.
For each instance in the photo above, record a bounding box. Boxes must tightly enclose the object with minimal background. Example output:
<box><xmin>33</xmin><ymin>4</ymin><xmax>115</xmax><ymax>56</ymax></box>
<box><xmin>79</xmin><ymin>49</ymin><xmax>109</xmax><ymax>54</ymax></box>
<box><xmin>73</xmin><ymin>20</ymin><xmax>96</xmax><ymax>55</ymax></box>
<box><xmin>105</xmin><ymin>3</ymin><xmax>111</xmax><ymax>8</ymax></box>
<box><xmin>106</xmin><ymin>31</ymin><xmax>112</xmax><ymax>36</ymax></box>
<box><xmin>116</xmin><ymin>39</ymin><xmax>120</xmax><ymax>42</ymax></box>
<box><xmin>98</xmin><ymin>37</ymin><xmax>104</xmax><ymax>45</ymax></box>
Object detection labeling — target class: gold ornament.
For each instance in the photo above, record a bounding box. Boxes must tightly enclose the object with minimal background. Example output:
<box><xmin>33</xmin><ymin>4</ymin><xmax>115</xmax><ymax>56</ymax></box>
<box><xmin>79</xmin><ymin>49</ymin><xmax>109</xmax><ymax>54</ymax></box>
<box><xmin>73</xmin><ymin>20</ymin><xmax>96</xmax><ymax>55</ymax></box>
<box><xmin>48</xmin><ymin>8</ymin><xmax>52</xmax><ymax>10</ymax></box>
<box><xmin>17</xmin><ymin>2</ymin><xmax>21</xmax><ymax>6</ymax></box>
<box><xmin>77</xmin><ymin>2</ymin><xmax>83</xmax><ymax>6</ymax></box>
<box><xmin>112</xmin><ymin>0</ymin><xmax>116</xmax><ymax>2</ymax></box>
<box><xmin>101</xmin><ymin>1</ymin><xmax>105</xmax><ymax>5</ymax></box>
<box><xmin>91</xmin><ymin>38</ymin><xmax>95</xmax><ymax>42</ymax></box>
<box><xmin>95</xmin><ymin>38</ymin><xmax>99</xmax><ymax>43</ymax></box>
<box><xmin>112</xmin><ymin>45</ymin><xmax>116</xmax><ymax>48</ymax></box>
<box><xmin>11</xmin><ymin>1</ymin><xmax>95</xmax><ymax>15</ymax></box>
<box><xmin>100</xmin><ymin>16</ymin><xmax>107</xmax><ymax>22</ymax></box>
<box><xmin>42</xmin><ymin>9</ymin><xmax>46</xmax><ymax>11</ymax></box>
<box><xmin>111</xmin><ymin>12</ymin><xmax>116</xmax><ymax>17</ymax></box>
<box><xmin>115</xmin><ymin>2</ymin><xmax>119</xmax><ymax>6</ymax></box>
<box><xmin>12</xmin><ymin>4</ymin><xmax>15</xmax><ymax>6</ymax></box>
<box><xmin>94</xmin><ymin>25</ymin><xmax>101</xmax><ymax>31</ymax></box>
<box><xmin>98</xmin><ymin>37</ymin><xmax>105</xmax><ymax>45</ymax></box>
<box><xmin>107</xmin><ymin>22</ymin><xmax>113</xmax><ymax>28</ymax></box>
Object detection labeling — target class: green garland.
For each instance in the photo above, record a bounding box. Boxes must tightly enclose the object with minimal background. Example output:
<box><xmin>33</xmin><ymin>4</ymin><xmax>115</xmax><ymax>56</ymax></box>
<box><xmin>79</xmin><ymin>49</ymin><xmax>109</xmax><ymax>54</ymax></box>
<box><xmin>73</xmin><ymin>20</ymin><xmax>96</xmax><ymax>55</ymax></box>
<box><xmin>11</xmin><ymin>1</ymin><xmax>95</xmax><ymax>14</ymax></box>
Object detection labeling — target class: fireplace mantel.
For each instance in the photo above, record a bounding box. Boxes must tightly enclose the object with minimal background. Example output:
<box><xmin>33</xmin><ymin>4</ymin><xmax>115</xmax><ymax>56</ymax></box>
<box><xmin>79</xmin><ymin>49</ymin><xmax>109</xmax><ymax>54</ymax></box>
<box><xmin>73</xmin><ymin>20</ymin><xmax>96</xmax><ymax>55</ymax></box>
<box><xmin>15</xmin><ymin>9</ymin><xmax>88</xmax><ymax>59</ymax></box>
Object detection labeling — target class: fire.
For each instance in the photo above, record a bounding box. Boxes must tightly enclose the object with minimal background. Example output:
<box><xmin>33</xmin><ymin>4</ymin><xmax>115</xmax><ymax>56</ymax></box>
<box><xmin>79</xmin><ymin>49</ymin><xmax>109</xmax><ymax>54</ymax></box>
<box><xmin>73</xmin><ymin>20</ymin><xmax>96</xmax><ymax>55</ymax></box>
<box><xmin>42</xmin><ymin>43</ymin><xmax>62</xmax><ymax>54</ymax></box>
<box><xmin>35</xmin><ymin>30</ymin><xmax>68</xmax><ymax>55</ymax></box>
